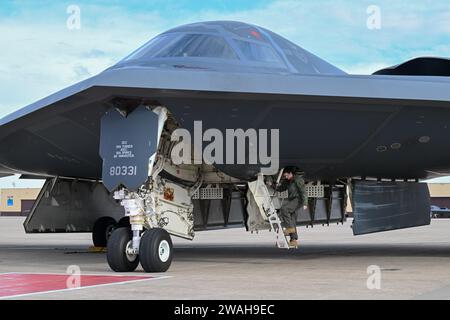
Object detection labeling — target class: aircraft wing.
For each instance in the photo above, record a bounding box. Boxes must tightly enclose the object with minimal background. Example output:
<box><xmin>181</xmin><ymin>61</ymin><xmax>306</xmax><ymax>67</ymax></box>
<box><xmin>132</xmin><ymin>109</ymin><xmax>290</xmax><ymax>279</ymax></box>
<box><xmin>2</xmin><ymin>67</ymin><xmax>450</xmax><ymax>181</ymax></box>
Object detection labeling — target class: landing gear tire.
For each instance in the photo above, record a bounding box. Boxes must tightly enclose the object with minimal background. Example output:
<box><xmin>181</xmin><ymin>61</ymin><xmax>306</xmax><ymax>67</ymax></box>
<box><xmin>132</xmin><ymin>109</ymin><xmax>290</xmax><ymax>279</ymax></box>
<box><xmin>92</xmin><ymin>217</ymin><xmax>117</xmax><ymax>247</ymax></box>
<box><xmin>139</xmin><ymin>228</ymin><xmax>173</xmax><ymax>273</ymax></box>
<box><xmin>107</xmin><ymin>227</ymin><xmax>139</xmax><ymax>272</ymax></box>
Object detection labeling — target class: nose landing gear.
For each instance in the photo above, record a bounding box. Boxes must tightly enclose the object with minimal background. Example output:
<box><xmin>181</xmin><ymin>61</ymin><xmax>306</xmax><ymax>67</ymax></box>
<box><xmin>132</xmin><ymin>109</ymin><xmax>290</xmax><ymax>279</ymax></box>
<box><xmin>107</xmin><ymin>227</ymin><xmax>173</xmax><ymax>273</ymax></box>
<box><xmin>100</xmin><ymin>105</ymin><xmax>191</xmax><ymax>273</ymax></box>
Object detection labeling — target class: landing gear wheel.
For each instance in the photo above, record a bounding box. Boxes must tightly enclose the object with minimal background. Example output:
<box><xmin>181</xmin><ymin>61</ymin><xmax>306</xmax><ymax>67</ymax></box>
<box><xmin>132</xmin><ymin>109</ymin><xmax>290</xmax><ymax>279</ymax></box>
<box><xmin>107</xmin><ymin>227</ymin><xmax>139</xmax><ymax>272</ymax></box>
<box><xmin>139</xmin><ymin>228</ymin><xmax>173</xmax><ymax>273</ymax></box>
<box><xmin>92</xmin><ymin>217</ymin><xmax>117</xmax><ymax>247</ymax></box>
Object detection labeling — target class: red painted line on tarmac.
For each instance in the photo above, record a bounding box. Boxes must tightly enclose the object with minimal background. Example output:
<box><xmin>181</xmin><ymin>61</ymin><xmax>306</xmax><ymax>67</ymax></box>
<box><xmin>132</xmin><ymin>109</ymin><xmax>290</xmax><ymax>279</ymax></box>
<box><xmin>0</xmin><ymin>273</ymin><xmax>156</xmax><ymax>298</ymax></box>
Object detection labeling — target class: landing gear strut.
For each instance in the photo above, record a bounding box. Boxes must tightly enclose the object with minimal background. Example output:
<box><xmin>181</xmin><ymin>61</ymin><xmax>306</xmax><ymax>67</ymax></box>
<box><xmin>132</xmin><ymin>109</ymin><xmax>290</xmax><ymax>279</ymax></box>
<box><xmin>105</xmin><ymin>182</ymin><xmax>190</xmax><ymax>273</ymax></box>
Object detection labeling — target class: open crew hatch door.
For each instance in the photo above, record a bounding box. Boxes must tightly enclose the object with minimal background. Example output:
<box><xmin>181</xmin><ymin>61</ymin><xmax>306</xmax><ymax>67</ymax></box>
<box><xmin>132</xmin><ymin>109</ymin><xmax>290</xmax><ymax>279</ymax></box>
<box><xmin>351</xmin><ymin>180</ymin><xmax>431</xmax><ymax>235</ymax></box>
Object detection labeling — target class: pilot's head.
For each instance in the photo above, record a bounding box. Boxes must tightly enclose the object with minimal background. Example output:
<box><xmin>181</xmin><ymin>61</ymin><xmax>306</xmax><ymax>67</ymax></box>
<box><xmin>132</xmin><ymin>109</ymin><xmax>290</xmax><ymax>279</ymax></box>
<box><xmin>282</xmin><ymin>167</ymin><xmax>296</xmax><ymax>181</ymax></box>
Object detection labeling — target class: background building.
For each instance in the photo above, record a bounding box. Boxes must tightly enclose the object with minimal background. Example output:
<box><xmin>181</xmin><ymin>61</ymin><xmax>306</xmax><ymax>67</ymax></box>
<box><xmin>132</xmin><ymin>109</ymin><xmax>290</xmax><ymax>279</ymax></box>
<box><xmin>0</xmin><ymin>188</ymin><xmax>40</xmax><ymax>216</ymax></box>
<box><xmin>427</xmin><ymin>184</ymin><xmax>450</xmax><ymax>208</ymax></box>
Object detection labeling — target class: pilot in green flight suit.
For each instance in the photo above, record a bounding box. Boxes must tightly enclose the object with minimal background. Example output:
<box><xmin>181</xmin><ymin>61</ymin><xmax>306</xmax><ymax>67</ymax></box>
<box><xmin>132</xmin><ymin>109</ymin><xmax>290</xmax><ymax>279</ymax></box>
<box><xmin>275</xmin><ymin>167</ymin><xmax>308</xmax><ymax>248</ymax></box>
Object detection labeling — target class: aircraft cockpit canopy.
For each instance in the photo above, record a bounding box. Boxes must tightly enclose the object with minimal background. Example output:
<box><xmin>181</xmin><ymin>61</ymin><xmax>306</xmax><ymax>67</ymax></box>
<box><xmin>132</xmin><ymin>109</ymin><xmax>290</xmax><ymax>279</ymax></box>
<box><xmin>117</xmin><ymin>21</ymin><xmax>346</xmax><ymax>75</ymax></box>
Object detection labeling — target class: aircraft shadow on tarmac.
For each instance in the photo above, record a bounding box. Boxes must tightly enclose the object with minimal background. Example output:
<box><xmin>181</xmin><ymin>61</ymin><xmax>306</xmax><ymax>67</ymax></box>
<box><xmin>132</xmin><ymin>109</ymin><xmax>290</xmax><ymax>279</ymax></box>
<box><xmin>2</xmin><ymin>243</ymin><xmax>450</xmax><ymax>267</ymax></box>
<box><xmin>172</xmin><ymin>244</ymin><xmax>450</xmax><ymax>264</ymax></box>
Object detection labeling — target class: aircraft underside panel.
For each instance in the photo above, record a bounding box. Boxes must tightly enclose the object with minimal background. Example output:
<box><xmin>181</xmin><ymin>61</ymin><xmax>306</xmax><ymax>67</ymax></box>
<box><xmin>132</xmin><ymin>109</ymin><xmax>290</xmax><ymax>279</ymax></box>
<box><xmin>194</xmin><ymin>185</ymin><xmax>347</xmax><ymax>231</ymax></box>
<box><xmin>24</xmin><ymin>178</ymin><xmax>347</xmax><ymax>234</ymax></box>
<box><xmin>24</xmin><ymin>178</ymin><xmax>247</xmax><ymax>233</ymax></box>
<box><xmin>24</xmin><ymin>178</ymin><xmax>125</xmax><ymax>233</ymax></box>
<box><xmin>351</xmin><ymin>180</ymin><xmax>431</xmax><ymax>235</ymax></box>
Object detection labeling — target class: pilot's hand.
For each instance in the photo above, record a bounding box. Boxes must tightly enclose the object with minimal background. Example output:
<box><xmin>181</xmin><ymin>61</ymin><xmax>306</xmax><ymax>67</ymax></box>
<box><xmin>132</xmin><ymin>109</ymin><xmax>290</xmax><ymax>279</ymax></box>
<box><xmin>303</xmin><ymin>205</ymin><xmax>308</xmax><ymax>210</ymax></box>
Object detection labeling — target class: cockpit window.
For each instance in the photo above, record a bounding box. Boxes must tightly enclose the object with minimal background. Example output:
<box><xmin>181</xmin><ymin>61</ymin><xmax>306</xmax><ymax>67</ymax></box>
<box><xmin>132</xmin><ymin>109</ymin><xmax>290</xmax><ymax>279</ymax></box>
<box><xmin>155</xmin><ymin>34</ymin><xmax>237</xmax><ymax>59</ymax></box>
<box><xmin>124</xmin><ymin>34</ymin><xmax>179</xmax><ymax>61</ymax></box>
<box><xmin>222</xmin><ymin>24</ymin><xmax>269</xmax><ymax>42</ymax></box>
<box><xmin>124</xmin><ymin>33</ymin><xmax>238</xmax><ymax>61</ymax></box>
<box><xmin>269</xmin><ymin>33</ymin><xmax>317</xmax><ymax>73</ymax></box>
<box><xmin>233</xmin><ymin>39</ymin><xmax>281</xmax><ymax>63</ymax></box>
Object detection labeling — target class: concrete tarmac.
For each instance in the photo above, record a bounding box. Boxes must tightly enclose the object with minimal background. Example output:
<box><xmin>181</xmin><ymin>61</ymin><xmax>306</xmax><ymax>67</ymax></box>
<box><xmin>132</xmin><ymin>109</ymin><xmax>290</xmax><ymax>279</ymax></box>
<box><xmin>1</xmin><ymin>217</ymin><xmax>450</xmax><ymax>299</ymax></box>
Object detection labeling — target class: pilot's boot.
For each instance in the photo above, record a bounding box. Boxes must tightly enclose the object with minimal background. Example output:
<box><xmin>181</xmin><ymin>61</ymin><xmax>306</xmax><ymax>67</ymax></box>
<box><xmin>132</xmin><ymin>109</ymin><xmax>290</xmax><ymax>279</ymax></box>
<box><xmin>288</xmin><ymin>239</ymin><xmax>298</xmax><ymax>248</ymax></box>
<box><xmin>283</xmin><ymin>227</ymin><xmax>295</xmax><ymax>236</ymax></box>
<box><xmin>289</xmin><ymin>230</ymin><xmax>299</xmax><ymax>248</ymax></box>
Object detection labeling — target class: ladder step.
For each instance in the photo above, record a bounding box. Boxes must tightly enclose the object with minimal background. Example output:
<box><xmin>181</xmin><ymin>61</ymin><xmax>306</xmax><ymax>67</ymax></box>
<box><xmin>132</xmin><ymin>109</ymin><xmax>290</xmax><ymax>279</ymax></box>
<box><xmin>247</xmin><ymin>174</ymin><xmax>290</xmax><ymax>249</ymax></box>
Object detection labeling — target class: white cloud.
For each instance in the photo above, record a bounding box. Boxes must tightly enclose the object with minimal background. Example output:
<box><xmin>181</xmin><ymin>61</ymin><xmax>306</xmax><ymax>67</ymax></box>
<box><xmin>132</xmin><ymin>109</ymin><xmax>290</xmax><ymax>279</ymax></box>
<box><xmin>343</xmin><ymin>62</ymin><xmax>391</xmax><ymax>75</ymax></box>
<box><xmin>0</xmin><ymin>175</ymin><xmax>45</xmax><ymax>189</ymax></box>
<box><xmin>0</xmin><ymin>4</ymin><xmax>169</xmax><ymax>118</ymax></box>
<box><xmin>426</xmin><ymin>177</ymin><xmax>450</xmax><ymax>184</ymax></box>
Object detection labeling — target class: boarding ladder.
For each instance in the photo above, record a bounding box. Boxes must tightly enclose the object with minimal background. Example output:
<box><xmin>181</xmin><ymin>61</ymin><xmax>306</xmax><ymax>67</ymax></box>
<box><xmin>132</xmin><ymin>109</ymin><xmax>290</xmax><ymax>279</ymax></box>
<box><xmin>247</xmin><ymin>174</ymin><xmax>290</xmax><ymax>249</ymax></box>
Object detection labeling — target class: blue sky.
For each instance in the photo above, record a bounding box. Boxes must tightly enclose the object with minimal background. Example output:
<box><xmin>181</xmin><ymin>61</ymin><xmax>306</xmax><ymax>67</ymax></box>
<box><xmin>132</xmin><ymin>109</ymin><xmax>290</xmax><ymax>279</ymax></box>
<box><xmin>0</xmin><ymin>0</ymin><xmax>450</xmax><ymax>187</ymax></box>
